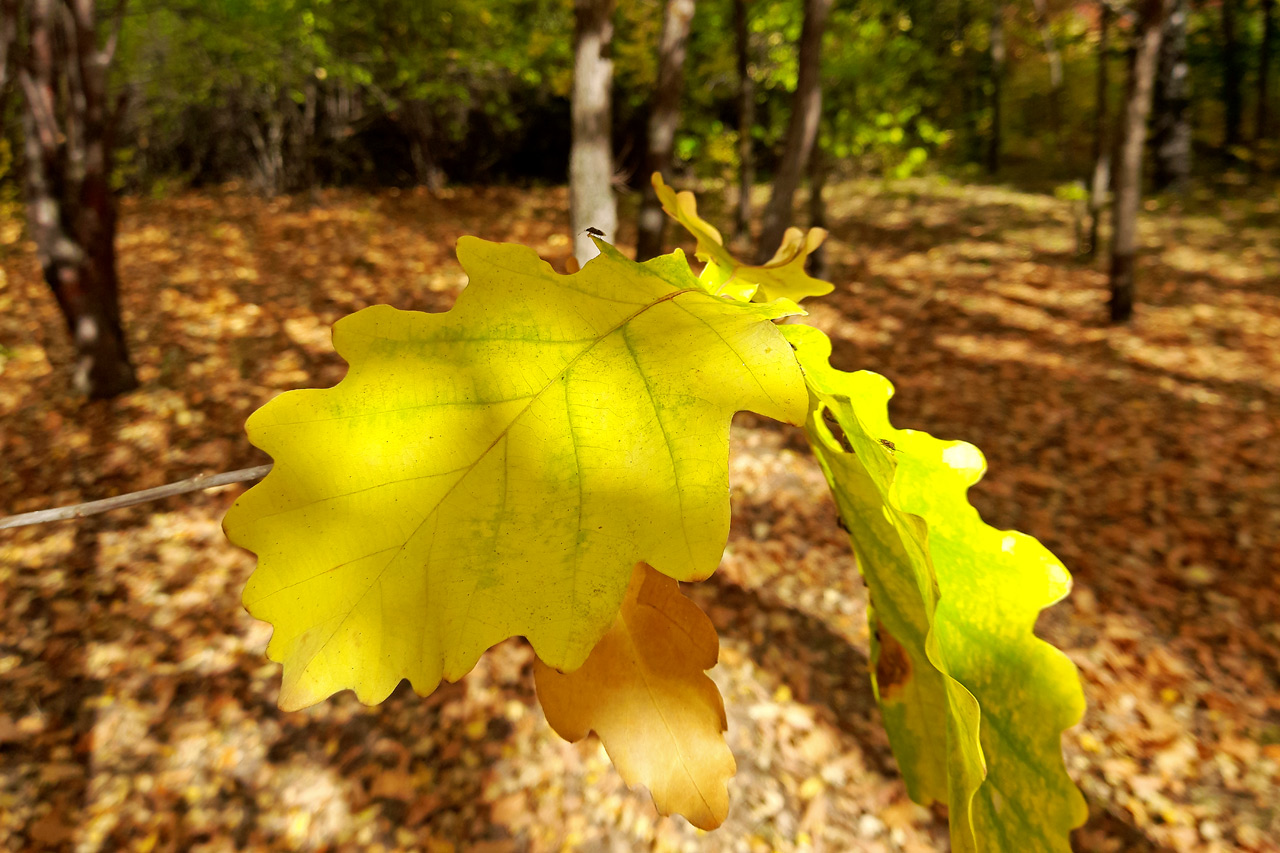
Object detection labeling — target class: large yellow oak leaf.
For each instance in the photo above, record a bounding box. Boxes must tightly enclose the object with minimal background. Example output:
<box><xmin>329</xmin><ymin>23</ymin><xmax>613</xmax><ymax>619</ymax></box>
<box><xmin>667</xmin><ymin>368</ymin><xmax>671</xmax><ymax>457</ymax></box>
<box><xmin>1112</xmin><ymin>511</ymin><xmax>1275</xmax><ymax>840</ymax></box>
<box><xmin>534</xmin><ymin>563</ymin><xmax>735</xmax><ymax>830</ymax></box>
<box><xmin>223</xmin><ymin>238</ymin><xmax>807</xmax><ymax>710</ymax></box>
<box><xmin>652</xmin><ymin>173</ymin><xmax>833</xmax><ymax>304</ymax></box>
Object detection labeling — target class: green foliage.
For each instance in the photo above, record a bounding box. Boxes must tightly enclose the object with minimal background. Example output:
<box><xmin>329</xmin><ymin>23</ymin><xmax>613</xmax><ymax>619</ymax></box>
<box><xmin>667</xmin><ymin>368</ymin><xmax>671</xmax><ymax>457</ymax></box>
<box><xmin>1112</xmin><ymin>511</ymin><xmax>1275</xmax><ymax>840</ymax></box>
<box><xmin>102</xmin><ymin>0</ymin><xmax>1275</xmax><ymax>189</ymax></box>
<box><xmin>0</xmin><ymin>138</ymin><xmax>17</xmax><ymax>212</ymax></box>
<box><xmin>227</xmin><ymin>183</ymin><xmax>1087</xmax><ymax>849</ymax></box>
<box><xmin>115</xmin><ymin>0</ymin><xmax>572</xmax><ymax>189</ymax></box>
<box><xmin>0</xmin><ymin>139</ymin><xmax>20</xmax><ymax>251</ymax></box>
<box><xmin>104</xmin><ymin>0</ymin><xmax>984</xmax><ymax>188</ymax></box>
<box><xmin>1055</xmin><ymin>181</ymin><xmax>1089</xmax><ymax>203</ymax></box>
<box><xmin>823</xmin><ymin>6</ymin><xmax>951</xmax><ymax>177</ymax></box>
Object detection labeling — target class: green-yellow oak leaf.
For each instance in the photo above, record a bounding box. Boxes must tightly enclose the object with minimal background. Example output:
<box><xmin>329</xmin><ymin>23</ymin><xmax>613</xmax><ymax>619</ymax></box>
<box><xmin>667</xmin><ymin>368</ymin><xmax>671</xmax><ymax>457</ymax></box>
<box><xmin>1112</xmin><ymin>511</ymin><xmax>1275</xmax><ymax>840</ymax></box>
<box><xmin>223</xmin><ymin>238</ymin><xmax>807</xmax><ymax>711</ymax></box>
<box><xmin>785</xmin><ymin>324</ymin><xmax>1087</xmax><ymax>853</ymax></box>
<box><xmin>652</xmin><ymin>173</ymin><xmax>833</xmax><ymax>304</ymax></box>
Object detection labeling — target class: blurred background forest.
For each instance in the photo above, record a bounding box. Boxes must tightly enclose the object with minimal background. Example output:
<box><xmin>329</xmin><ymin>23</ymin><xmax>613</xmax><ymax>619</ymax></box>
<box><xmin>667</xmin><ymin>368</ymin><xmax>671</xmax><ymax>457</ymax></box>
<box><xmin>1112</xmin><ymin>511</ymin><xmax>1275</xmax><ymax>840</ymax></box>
<box><xmin>4</xmin><ymin>0</ymin><xmax>1276</xmax><ymax>192</ymax></box>
<box><xmin>2</xmin><ymin>0</ymin><xmax>1279</xmax><ymax>852</ymax></box>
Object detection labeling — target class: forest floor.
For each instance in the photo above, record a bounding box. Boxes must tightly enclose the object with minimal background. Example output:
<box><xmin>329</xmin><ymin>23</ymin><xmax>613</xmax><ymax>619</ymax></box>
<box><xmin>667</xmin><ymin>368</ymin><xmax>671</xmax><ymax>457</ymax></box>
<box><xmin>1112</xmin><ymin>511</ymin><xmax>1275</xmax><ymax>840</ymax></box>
<box><xmin>1</xmin><ymin>175</ymin><xmax>1278</xmax><ymax>853</ymax></box>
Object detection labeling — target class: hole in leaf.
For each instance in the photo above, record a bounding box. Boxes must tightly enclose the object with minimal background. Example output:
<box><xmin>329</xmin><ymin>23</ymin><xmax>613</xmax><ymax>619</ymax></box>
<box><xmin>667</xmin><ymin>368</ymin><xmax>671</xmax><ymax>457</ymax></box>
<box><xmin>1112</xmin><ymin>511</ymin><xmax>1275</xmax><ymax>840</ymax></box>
<box><xmin>820</xmin><ymin>405</ymin><xmax>854</xmax><ymax>453</ymax></box>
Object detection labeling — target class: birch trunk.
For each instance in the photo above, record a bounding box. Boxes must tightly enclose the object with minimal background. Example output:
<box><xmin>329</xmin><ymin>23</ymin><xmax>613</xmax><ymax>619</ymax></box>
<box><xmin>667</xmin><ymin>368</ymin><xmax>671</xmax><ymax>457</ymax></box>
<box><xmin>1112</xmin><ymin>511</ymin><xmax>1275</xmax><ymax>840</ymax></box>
<box><xmin>1151</xmin><ymin>0</ymin><xmax>1190</xmax><ymax>193</ymax></box>
<box><xmin>1110</xmin><ymin>0</ymin><xmax>1170</xmax><ymax>323</ymax></box>
<box><xmin>570</xmin><ymin>0</ymin><xmax>617</xmax><ymax>264</ymax></box>
<box><xmin>17</xmin><ymin>0</ymin><xmax>137</xmax><ymax>398</ymax></box>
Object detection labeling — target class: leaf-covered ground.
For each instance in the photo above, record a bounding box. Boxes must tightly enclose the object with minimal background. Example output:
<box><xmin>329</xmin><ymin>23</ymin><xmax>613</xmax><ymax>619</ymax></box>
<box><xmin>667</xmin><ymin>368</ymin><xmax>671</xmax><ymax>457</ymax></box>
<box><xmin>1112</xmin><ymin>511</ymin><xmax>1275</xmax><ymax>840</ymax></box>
<box><xmin>1</xmin><ymin>177</ymin><xmax>1277</xmax><ymax>852</ymax></box>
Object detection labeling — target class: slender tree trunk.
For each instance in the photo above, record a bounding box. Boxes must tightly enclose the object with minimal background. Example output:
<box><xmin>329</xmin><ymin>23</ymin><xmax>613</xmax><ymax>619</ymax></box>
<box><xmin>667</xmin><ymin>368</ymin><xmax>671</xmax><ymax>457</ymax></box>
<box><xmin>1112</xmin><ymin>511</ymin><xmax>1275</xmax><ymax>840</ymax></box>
<box><xmin>734</xmin><ymin>0</ymin><xmax>754</xmax><ymax>240</ymax></box>
<box><xmin>17</xmin><ymin>0</ymin><xmax>137</xmax><ymax>398</ymax></box>
<box><xmin>1030</xmin><ymin>0</ymin><xmax>1064</xmax><ymax>157</ymax></box>
<box><xmin>756</xmin><ymin>0</ymin><xmax>831</xmax><ymax>262</ymax></box>
<box><xmin>635</xmin><ymin>0</ymin><xmax>696</xmax><ymax>261</ymax></box>
<box><xmin>1110</xmin><ymin>0</ymin><xmax>1170</xmax><ymax>324</ymax></box>
<box><xmin>246</xmin><ymin>87</ymin><xmax>286</xmax><ymax>196</ymax></box>
<box><xmin>300</xmin><ymin>78</ymin><xmax>318</xmax><ymax>194</ymax></box>
<box><xmin>1222</xmin><ymin>0</ymin><xmax>1243</xmax><ymax>152</ymax></box>
<box><xmin>1259</xmin><ymin>0</ymin><xmax>1275</xmax><ymax>148</ymax></box>
<box><xmin>807</xmin><ymin>140</ymin><xmax>827</xmax><ymax>279</ymax></box>
<box><xmin>1087</xmin><ymin>2</ymin><xmax>1112</xmax><ymax>258</ymax></box>
<box><xmin>986</xmin><ymin>0</ymin><xmax>1005</xmax><ymax>175</ymax></box>
<box><xmin>958</xmin><ymin>0</ymin><xmax>981</xmax><ymax>164</ymax></box>
<box><xmin>1151</xmin><ymin>0</ymin><xmax>1190</xmax><ymax>192</ymax></box>
<box><xmin>0</xmin><ymin>0</ymin><xmax>16</xmax><ymax>93</ymax></box>
<box><xmin>570</xmin><ymin>0</ymin><xmax>617</xmax><ymax>264</ymax></box>
<box><xmin>406</xmin><ymin>100</ymin><xmax>445</xmax><ymax>193</ymax></box>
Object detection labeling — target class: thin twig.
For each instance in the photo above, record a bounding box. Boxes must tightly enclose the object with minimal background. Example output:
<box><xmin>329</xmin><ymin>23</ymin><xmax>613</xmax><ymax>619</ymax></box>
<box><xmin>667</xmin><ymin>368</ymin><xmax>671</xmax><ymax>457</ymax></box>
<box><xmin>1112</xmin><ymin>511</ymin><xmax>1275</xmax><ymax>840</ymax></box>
<box><xmin>0</xmin><ymin>464</ymin><xmax>272</xmax><ymax>531</ymax></box>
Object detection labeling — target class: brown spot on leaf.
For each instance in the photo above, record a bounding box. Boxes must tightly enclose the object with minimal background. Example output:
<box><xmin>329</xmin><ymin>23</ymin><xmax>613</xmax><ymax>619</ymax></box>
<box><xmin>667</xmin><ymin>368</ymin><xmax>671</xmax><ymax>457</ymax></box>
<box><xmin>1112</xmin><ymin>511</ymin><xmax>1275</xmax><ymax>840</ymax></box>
<box><xmin>874</xmin><ymin>621</ymin><xmax>913</xmax><ymax>701</ymax></box>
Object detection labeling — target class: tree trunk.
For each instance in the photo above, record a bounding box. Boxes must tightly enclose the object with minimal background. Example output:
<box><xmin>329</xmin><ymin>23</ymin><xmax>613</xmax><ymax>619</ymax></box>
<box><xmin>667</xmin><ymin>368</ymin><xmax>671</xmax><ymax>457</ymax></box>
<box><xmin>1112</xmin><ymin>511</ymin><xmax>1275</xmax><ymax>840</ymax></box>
<box><xmin>406</xmin><ymin>100</ymin><xmax>445</xmax><ymax>193</ymax></box>
<box><xmin>300</xmin><ymin>78</ymin><xmax>318</xmax><ymax>195</ymax></box>
<box><xmin>734</xmin><ymin>0</ymin><xmax>754</xmax><ymax>240</ymax></box>
<box><xmin>1259</xmin><ymin>0</ymin><xmax>1275</xmax><ymax>147</ymax></box>
<box><xmin>570</xmin><ymin>0</ymin><xmax>617</xmax><ymax>264</ymax></box>
<box><xmin>1087</xmin><ymin>2</ymin><xmax>1111</xmax><ymax>258</ymax></box>
<box><xmin>16</xmin><ymin>0</ymin><xmax>137</xmax><ymax>398</ymax></box>
<box><xmin>245</xmin><ymin>86</ymin><xmax>286</xmax><ymax>196</ymax></box>
<box><xmin>1030</xmin><ymin>0</ymin><xmax>1064</xmax><ymax>157</ymax></box>
<box><xmin>1</xmin><ymin>0</ymin><xmax>16</xmax><ymax>94</ymax></box>
<box><xmin>1222</xmin><ymin>0</ymin><xmax>1243</xmax><ymax>151</ymax></box>
<box><xmin>807</xmin><ymin>140</ymin><xmax>827</xmax><ymax>280</ymax></box>
<box><xmin>958</xmin><ymin>0</ymin><xmax>982</xmax><ymax>164</ymax></box>
<box><xmin>635</xmin><ymin>0</ymin><xmax>696</xmax><ymax>261</ymax></box>
<box><xmin>756</xmin><ymin>0</ymin><xmax>831</xmax><ymax>263</ymax></box>
<box><xmin>1109</xmin><ymin>0</ymin><xmax>1170</xmax><ymax>324</ymax></box>
<box><xmin>986</xmin><ymin>0</ymin><xmax>1005</xmax><ymax>175</ymax></box>
<box><xmin>1151</xmin><ymin>0</ymin><xmax>1190</xmax><ymax>192</ymax></box>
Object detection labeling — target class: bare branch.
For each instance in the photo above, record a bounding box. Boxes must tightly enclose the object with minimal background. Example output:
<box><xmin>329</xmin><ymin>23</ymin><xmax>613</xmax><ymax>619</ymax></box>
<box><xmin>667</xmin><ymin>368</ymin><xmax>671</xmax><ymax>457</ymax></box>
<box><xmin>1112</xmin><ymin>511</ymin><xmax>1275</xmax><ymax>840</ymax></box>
<box><xmin>0</xmin><ymin>465</ymin><xmax>273</xmax><ymax>531</ymax></box>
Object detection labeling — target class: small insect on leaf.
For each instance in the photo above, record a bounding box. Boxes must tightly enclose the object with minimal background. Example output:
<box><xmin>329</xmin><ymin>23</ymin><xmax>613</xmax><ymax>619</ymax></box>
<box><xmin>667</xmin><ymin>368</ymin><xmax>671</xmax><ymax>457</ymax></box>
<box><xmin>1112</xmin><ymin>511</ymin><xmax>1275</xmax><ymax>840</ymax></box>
<box><xmin>582</xmin><ymin>227</ymin><xmax>606</xmax><ymax>237</ymax></box>
<box><xmin>878</xmin><ymin>438</ymin><xmax>897</xmax><ymax>453</ymax></box>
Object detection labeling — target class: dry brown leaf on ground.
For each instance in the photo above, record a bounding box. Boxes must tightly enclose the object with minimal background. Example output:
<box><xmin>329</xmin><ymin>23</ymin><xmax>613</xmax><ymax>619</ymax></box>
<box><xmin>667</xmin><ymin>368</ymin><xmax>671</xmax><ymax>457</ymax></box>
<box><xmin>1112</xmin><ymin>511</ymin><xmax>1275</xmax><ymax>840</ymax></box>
<box><xmin>534</xmin><ymin>562</ymin><xmax>736</xmax><ymax>830</ymax></box>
